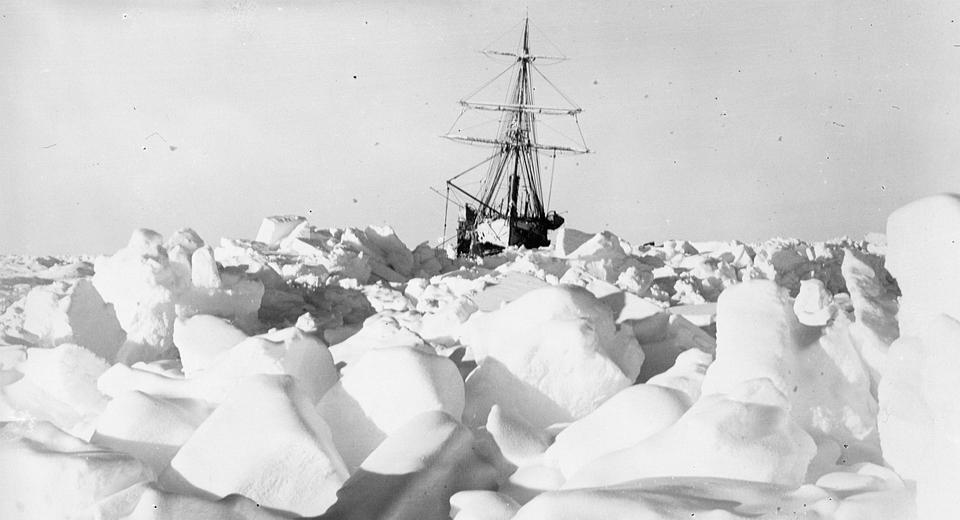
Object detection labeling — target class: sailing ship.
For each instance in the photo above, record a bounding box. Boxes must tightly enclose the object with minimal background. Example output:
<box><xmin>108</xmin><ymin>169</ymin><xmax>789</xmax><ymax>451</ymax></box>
<box><xmin>442</xmin><ymin>18</ymin><xmax>589</xmax><ymax>257</ymax></box>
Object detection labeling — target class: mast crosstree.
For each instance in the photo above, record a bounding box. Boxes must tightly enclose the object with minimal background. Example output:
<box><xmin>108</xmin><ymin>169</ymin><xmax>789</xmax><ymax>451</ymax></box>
<box><xmin>442</xmin><ymin>18</ymin><xmax>588</xmax><ymax>256</ymax></box>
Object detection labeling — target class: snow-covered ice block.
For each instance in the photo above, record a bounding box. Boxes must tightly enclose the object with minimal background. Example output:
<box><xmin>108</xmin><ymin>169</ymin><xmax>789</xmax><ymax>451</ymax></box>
<box><xmin>815</xmin><ymin>462</ymin><xmax>906</xmax><ymax>495</ymax></box>
<box><xmin>1</xmin><ymin>343</ymin><xmax>110</xmax><ymax>438</ymax></box>
<box><xmin>634</xmin><ymin>313</ymin><xmax>715</xmax><ymax>383</ymax></box>
<box><xmin>814</xmin><ymin>463</ymin><xmax>916</xmax><ymax>520</ymax></box>
<box><xmin>99</xmin><ymin>326</ymin><xmax>338</xmax><ymax>405</ymax></box>
<box><xmin>645</xmin><ymin>347</ymin><xmax>713</xmax><ymax>403</ymax></box>
<box><xmin>832</xmin><ymin>489</ymin><xmax>917</xmax><ymax>520</ymax></box>
<box><xmin>559</xmin><ymin>267</ymin><xmax>621</xmax><ymax>299</ymax></box>
<box><xmin>450</xmin><ymin>490</ymin><xmax>521</xmax><ymax>520</ymax></box>
<box><xmin>166</xmin><ymin>374</ymin><xmax>348</xmax><ymax>517</ymax></box>
<box><xmin>362</xmin><ymin>225</ymin><xmax>415</xmax><ymax>278</ymax></box>
<box><xmin>333</xmin><ymin>227</ymin><xmax>411</xmax><ymax>283</ymax></box>
<box><xmin>878</xmin><ymin>195</ymin><xmax>960</xmax><ymax>483</ymax></box>
<box><xmin>885</xmin><ymin>193</ymin><xmax>960</xmax><ymax>336</ymax></box>
<box><xmin>360</xmin><ymin>282</ymin><xmax>413</xmax><ymax>313</ymax></box>
<box><xmin>514</xmin><ymin>477</ymin><xmax>836</xmax><ymax>520</ymax></box>
<box><xmin>0</xmin><ymin>345</ymin><xmax>26</xmax><ymax>386</ymax></box>
<box><xmin>189</xmin><ymin>245</ymin><xmax>221</xmax><ymax>289</ymax></box>
<box><xmin>564</xmin><ymin>231</ymin><xmax>626</xmax><ymax>261</ymax></box>
<box><xmin>463</xmin><ymin>357</ymin><xmax>572</xmax><ymax>430</ymax></box>
<box><xmin>703</xmin><ymin>280</ymin><xmax>879</xmax><ymax>458</ymax></box>
<box><xmin>471</xmin><ymin>272</ymin><xmax>546</xmax><ymax>312</ymax></box>
<box><xmin>461</xmin><ymin>286</ymin><xmax>633</xmax><ymax>427</ymax></box>
<box><xmin>499</xmin><ymin>463</ymin><xmax>566</xmax><ymax>505</ymax></box>
<box><xmin>22</xmin><ymin>279</ymin><xmax>126</xmax><ymax>361</ymax></box>
<box><xmin>412</xmin><ymin>242</ymin><xmax>444</xmax><ymax>277</ymax></box>
<box><xmin>552</xmin><ymin>227</ymin><xmax>593</xmax><ymax>257</ymax></box>
<box><xmin>913</xmin><ymin>314</ymin><xmax>960</xmax><ymax>519</ymax></box>
<box><xmin>793</xmin><ymin>278</ymin><xmax>835</xmax><ymax>326</ymax></box>
<box><xmin>419</xmin><ymin>296</ymin><xmax>479</xmax><ymax>346</ymax></box>
<box><xmin>114</xmin><ymin>483</ymin><xmax>282</xmax><ymax>520</ymax></box>
<box><xmin>320</xmin><ymin>411</ymin><xmax>508</xmax><ymax>520</ymax></box>
<box><xmin>255</xmin><ymin>215</ymin><xmax>307</xmax><ymax>247</ymax></box>
<box><xmin>666</xmin><ymin>302</ymin><xmax>717</xmax><ymax>327</ymax></box>
<box><xmin>317</xmin><ymin>346</ymin><xmax>464</xmax><ymax>470</ymax></box>
<box><xmin>564</xmin><ymin>379</ymin><xmax>816</xmax><ymax>488</ymax></box>
<box><xmin>172</xmin><ymin>314</ymin><xmax>248</xmax><ymax>376</ymax></box>
<box><xmin>603</xmin><ymin>290</ymin><xmax>663</xmax><ymax>324</ymax></box>
<box><xmin>201</xmin><ymin>326</ymin><xmax>338</xmax><ymax>403</ymax></box>
<box><xmin>702</xmin><ymin>280</ymin><xmax>798</xmax><ymax>396</ymax></box>
<box><xmin>0</xmin><ymin>421</ymin><xmax>152</xmax><ymax>519</ymax></box>
<box><xmin>841</xmin><ymin>248</ymin><xmax>898</xmax><ymax>395</ymax></box>
<box><xmin>486</xmin><ymin>404</ymin><xmax>551</xmax><ymax>466</ymax></box>
<box><xmin>93</xmin><ymin>229</ymin><xmax>187</xmax><ymax>363</ymax></box>
<box><xmin>329</xmin><ymin>313</ymin><xmax>429</xmax><ymax>366</ymax></box>
<box><xmin>91</xmin><ymin>390</ymin><xmax>210</xmax><ymax>475</ymax></box>
<box><xmin>165</xmin><ymin>228</ymin><xmax>204</xmax><ymax>256</ymax></box>
<box><xmin>177</xmin><ymin>265</ymin><xmax>264</xmax><ymax>331</ymax></box>
<box><xmin>544</xmin><ymin>383</ymin><xmax>690</xmax><ymax>479</ymax></box>
<box><xmin>321</xmin><ymin>244</ymin><xmax>374</xmax><ymax>283</ymax></box>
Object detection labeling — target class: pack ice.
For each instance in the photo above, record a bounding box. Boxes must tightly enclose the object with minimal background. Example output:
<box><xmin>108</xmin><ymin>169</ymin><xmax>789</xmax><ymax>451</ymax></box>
<box><xmin>1</xmin><ymin>196</ymin><xmax>951</xmax><ymax>519</ymax></box>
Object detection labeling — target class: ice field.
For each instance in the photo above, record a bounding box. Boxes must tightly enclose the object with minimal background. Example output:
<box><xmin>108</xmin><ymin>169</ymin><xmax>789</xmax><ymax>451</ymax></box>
<box><xmin>1</xmin><ymin>194</ymin><xmax>959</xmax><ymax>519</ymax></box>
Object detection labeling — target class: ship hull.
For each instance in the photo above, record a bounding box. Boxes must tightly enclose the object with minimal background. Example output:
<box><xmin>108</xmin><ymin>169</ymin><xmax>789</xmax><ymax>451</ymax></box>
<box><xmin>455</xmin><ymin>210</ymin><xmax>563</xmax><ymax>257</ymax></box>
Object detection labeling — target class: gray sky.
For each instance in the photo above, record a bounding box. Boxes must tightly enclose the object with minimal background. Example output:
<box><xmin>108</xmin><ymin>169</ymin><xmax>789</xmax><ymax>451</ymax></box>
<box><xmin>2</xmin><ymin>0</ymin><xmax>959</xmax><ymax>254</ymax></box>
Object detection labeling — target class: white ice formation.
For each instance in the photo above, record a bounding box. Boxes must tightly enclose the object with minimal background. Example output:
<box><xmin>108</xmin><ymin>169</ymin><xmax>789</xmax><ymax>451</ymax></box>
<box><xmin>0</xmin><ymin>200</ymin><xmax>938</xmax><ymax>519</ymax></box>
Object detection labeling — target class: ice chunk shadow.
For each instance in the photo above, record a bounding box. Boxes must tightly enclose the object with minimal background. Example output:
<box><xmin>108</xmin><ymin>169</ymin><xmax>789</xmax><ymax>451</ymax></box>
<box><xmin>314</xmin><ymin>410</ymin><xmax>507</xmax><ymax>520</ymax></box>
<box><xmin>792</xmin><ymin>322</ymin><xmax>824</xmax><ymax>351</ymax></box>
<box><xmin>260</xmin><ymin>284</ymin><xmax>376</xmax><ymax>336</ymax></box>
<box><xmin>313</xmin><ymin>470</ymin><xmax>440</xmax><ymax>519</ymax></box>
<box><xmin>463</xmin><ymin>357</ymin><xmax>572</xmax><ymax>429</ymax></box>
<box><xmin>89</xmin><ymin>433</ymin><xmax>178</xmax><ymax>474</ymax></box>
<box><xmin>317</xmin><ymin>382</ymin><xmax>388</xmax><ymax>472</ymax></box>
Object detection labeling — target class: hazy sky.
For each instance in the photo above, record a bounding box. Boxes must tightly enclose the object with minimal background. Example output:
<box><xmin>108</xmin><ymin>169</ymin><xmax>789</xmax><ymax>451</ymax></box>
<box><xmin>3</xmin><ymin>0</ymin><xmax>959</xmax><ymax>254</ymax></box>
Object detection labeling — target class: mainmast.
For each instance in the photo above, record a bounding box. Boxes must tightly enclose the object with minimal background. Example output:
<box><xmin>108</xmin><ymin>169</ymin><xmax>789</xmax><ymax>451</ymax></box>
<box><xmin>508</xmin><ymin>18</ymin><xmax>533</xmax><ymax>228</ymax></box>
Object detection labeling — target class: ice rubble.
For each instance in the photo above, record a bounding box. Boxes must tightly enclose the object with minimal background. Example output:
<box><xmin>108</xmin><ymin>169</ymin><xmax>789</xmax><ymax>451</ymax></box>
<box><xmin>0</xmin><ymin>197</ymin><xmax>946</xmax><ymax>519</ymax></box>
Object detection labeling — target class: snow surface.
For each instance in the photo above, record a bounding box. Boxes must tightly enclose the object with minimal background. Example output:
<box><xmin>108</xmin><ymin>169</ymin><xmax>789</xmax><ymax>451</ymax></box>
<box><xmin>0</xmin><ymin>198</ymin><xmax>942</xmax><ymax>519</ymax></box>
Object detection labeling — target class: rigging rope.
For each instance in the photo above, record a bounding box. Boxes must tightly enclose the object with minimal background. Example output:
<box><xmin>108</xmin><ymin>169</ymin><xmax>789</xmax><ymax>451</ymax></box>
<box><xmin>530</xmin><ymin>63</ymin><xmax>580</xmax><ymax>109</ymax></box>
<box><xmin>547</xmin><ymin>150</ymin><xmax>557</xmax><ymax>209</ymax></box>
<box><xmin>574</xmin><ymin>113</ymin><xmax>589</xmax><ymax>151</ymax></box>
<box><xmin>479</xmin><ymin>19</ymin><xmax>526</xmax><ymax>55</ymax></box>
<box><xmin>461</xmin><ymin>62</ymin><xmax>519</xmax><ymax>104</ymax></box>
<box><xmin>528</xmin><ymin>20</ymin><xmax>569</xmax><ymax>60</ymax></box>
<box><xmin>442</xmin><ymin>185</ymin><xmax>450</xmax><ymax>244</ymax></box>
<box><xmin>444</xmin><ymin>107</ymin><xmax>468</xmax><ymax>137</ymax></box>
<box><xmin>535</xmin><ymin>117</ymin><xmax>584</xmax><ymax>148</ymax></box>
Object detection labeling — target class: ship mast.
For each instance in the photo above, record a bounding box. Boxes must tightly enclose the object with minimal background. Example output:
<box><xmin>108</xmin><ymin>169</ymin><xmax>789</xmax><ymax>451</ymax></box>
<box><xmin>442</xmin><ymin>17</ymin><xmax>587</xmax><ymax>256</ymax></box>
<box><xmin>509</xmin><ymin>18</ymin><xmax>534</xmax><ymax>228</ymax></box>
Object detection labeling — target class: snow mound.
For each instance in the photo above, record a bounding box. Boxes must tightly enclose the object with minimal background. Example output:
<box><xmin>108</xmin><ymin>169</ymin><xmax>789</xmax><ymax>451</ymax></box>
<box><xmin>461</xmin><ymin>285</ymin><xmax>635</xmax><ymax>429</ymax></box>
<box><xmin>322</xmin><ymin>411</ymin><xmax>509</xmax><ymax>520</ymax></box>
<box><xmin>22</xmin><ymin>278</ymin><xmax>126</xmax><ymax>361</ymax></box>
<box><xmin>0</xmin><ymin>343</ymin><xmax>111</xmax><ymax>438</ymax></box>
<box><xmin>166</xmin><ymin>374</ymin><xmax>347</xmax><ymax>516</ymax></box>
<box><xmin>878</xmin><ymin>194</ymin><xmax>960</xmax><ymax>519</ymax></box>
<box><xmin>544</xmin><ymin>383</ymin><xmax>690</xmax><ymax>479</ymax></box>
<box><xmin>703</xmin><ymin>280</ymin><xmax>879</xmax><ymax>465</ymax></box>
<box><xmin>0</xmin><ymin>421</ymin><xmax>152</xmax><ymax>519</ymax></box>
<box><xmin>317</xmin><ymin>345</ymin><xmax>464</xmax><ymax>471</ymax></box>
<box><xmin>564</xmin><ymin>378</ymin><xmax>816</xmax><ymax>488</ymax></box>
<box><xmin>255</xmin><ymin>215</ymin><xmax>307</xmax><ymax>247</ymax></box>
<box><xmin>172</xmin><ymin>314</ymin><xmax>248</xmax><ymax>376</ymax></box>
<box><xmin>91</xmin><ymin>390</ymin><xmax>209</xmax><ymax>475</ymax></box>
<box><xmin>93</xmin><ymin>229</ymin><xmax>187</xmax><ymax>363</ymax></box>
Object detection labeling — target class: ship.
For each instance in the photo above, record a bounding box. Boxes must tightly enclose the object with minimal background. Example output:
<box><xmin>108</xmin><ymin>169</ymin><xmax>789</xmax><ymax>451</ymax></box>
<box><xmin>441</xmin><ymin>18</ymin><xmax>589</xmax><ymax>257</ymax></box>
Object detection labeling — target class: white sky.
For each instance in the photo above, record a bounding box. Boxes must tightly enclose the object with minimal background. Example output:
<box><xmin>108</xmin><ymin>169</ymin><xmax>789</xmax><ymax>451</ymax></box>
<box><xmin>2</xmin><ymin>0</ymin><xmax>959</xmax><ymax>254</ymax></box>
